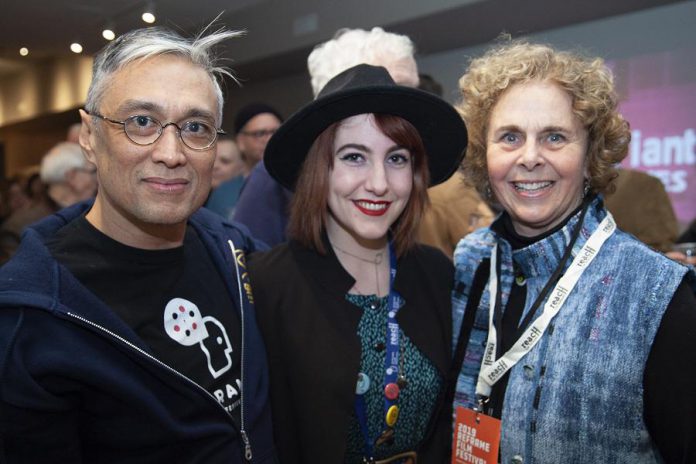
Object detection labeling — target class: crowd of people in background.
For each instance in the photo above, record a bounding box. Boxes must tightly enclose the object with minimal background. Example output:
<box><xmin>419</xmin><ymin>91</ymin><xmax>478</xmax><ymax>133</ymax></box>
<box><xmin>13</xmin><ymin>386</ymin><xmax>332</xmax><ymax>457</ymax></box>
<box><xmin>0</xmin><ymin>27</ymin><xmax>693</xmax><ymax>268</ymax></box>
<box><xmin>0</xmin><ymin>20</ymin><xmax>694</xmax><ymax>464</ymax></box>
<box><xmin>0</xmin><ymin>136</ymin><xmax>98</xmax><ymax>262</ymax></box>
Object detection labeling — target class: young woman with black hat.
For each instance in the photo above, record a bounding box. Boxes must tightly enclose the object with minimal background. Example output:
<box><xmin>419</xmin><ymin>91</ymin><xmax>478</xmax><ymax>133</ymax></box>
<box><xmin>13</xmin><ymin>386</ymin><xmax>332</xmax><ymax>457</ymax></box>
<box><xmin>248</xmin><ymin>64</ymin><xmax>468</xmax><ymax>463</ymax></box>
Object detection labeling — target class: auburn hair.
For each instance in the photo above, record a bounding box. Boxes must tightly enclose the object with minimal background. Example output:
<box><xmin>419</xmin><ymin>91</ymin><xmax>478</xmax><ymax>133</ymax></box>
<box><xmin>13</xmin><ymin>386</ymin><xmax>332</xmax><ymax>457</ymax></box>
<box><xmin>288</xmin><ymin>113</ymin><xmax>430</xmax><ymax>256</ymax></box>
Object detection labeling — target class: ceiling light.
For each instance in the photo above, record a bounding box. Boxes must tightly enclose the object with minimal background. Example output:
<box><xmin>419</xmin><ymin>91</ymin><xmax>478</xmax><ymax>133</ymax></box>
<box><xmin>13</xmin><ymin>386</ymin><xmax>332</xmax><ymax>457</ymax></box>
<box><xmin>142</xmin><ymin>3</ymin><xmax>156</xmax><ymax>23</ymax></box>
<box><xmin>19</xmin><ymin>47</ymin><xmax>29</xmax><ymax>56</ymax></box>
<box><xmin>70</xmin><ymin>42</ymin><xmax>83</xmax><ymax>54</ymax></box>
<box><xmin>102</xmin><ymin>28</ymin><xmax>116</xmax><ymax>41</ymax></box>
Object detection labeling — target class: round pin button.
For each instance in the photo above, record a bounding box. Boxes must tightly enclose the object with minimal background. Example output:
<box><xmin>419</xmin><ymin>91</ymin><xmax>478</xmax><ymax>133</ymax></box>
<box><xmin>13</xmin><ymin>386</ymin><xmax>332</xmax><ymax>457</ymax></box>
<box><xmin>355</xmin><ymin>372</ymin><xmax>371</xmax><ymax>395</ymax></box>
<box><xmin>385</xmin><ymin>405</ymin><xmax>399</xmax><ymax>427</ymax></box>
<box><xmin>384</xmin><ymin>382</ymin><xmax>400</xmax><ymax>400</ymax></box>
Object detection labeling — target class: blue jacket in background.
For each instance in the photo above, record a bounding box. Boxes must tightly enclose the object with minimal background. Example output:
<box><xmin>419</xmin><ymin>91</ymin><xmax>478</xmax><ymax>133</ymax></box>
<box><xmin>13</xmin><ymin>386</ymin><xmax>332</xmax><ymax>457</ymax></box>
<box><xmin>233</xmin><ymin>161</ymin><xmax>292</xmax><ymax>247</ymax></box>
<box><xmin>0</xmin><ymin>202</ymin><xmax>275</xmax><ymax>463</ymax></box>
<box><xmin>206</xmin><ymin>175</ymin><xmax>246</xmax><ymax>220</ymax></box>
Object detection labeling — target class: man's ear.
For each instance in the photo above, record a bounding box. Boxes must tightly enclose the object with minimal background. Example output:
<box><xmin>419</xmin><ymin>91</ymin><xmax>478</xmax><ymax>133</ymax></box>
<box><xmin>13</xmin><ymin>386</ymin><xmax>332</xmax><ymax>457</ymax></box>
<box><xmin>235</xmin><ymin>135</ymin><xmax>247</xmax><ymax>159</ymax></box>
<box><xmin>78</xmin><ymin>109</ymin><xmax>98</xmax><ymax>165</ymax></box>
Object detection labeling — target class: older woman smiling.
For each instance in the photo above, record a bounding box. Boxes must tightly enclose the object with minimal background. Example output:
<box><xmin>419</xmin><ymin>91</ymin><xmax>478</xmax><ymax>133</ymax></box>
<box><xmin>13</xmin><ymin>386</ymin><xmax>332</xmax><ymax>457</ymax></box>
<box><xmin>451</xmin><ymin>41</ymin><xmax>696</xmax><ymax>463</ymax></box>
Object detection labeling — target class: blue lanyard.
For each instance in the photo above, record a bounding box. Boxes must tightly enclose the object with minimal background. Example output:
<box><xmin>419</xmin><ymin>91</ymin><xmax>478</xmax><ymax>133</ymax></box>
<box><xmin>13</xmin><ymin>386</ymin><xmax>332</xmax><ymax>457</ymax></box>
<box><xmin>355</xmin><ymin>241</ymin><xmax>402</xmax><ymax>460</ymax></box>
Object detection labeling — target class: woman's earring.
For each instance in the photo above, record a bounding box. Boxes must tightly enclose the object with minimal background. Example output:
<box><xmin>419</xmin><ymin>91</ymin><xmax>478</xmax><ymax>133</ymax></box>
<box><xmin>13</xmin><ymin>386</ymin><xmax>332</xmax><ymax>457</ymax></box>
<box><xmin>583</xmin><ymin>179</ymin><xmax>590</xmax><ymax>198</ymax></box>
<box><xmin>486</xmin><ymin>184</ymin><xmax>493</xmax><ymax>199</ymax></box>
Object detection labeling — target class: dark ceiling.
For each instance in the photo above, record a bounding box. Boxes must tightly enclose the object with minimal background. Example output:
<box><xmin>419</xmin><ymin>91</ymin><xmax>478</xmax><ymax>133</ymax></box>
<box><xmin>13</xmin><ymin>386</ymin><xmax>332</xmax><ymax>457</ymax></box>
<box><xmin>0</xmin><ymin>0</ymin><xmax>687</xmax><ymax>81</ymax></box>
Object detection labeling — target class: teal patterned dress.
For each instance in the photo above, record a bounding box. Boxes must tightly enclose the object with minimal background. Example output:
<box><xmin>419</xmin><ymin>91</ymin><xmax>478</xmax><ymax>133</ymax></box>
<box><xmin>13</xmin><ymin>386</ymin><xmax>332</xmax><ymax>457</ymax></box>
<box><xmin>344</xmin><ymin>294</ymin><xmax>442</xmax><ymax>463</ymax></box>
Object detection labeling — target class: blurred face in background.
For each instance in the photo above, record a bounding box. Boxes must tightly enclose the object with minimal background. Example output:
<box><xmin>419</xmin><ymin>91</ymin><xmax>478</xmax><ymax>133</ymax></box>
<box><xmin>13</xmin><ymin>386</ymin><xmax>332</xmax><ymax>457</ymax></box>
<box><xmin>8</xmin><ymin>181</ymin><xmax>29</xmax><ymax>212</ymax></box>
<box><xmin>236</xmin><ymin>113</ymin><xmax>282</xmax><ymax>170</ymax></box>
<box><xmin>211</xmin><ymin>139</ymin><xmax>243</xmax><ymax>188</ymax></box>
<box><xmin>66</xmin><ymin>164</ymin><xmax>98</xmax><ymax>201</ymax></box>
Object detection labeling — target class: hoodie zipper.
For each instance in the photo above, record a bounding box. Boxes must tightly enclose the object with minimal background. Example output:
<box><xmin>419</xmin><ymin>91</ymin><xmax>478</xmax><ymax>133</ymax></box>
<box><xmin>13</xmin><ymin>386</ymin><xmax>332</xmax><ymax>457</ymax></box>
<box><xmin>66</xmin><ymin>311</ymin><xmax>235</xmax><ymax>418</ymax></box>
<box><xmin>227</xmin><ymin>238</ymin><xmax>252</xmax><ymax>461</ymax></box>
<box><xmin>64</xmin><ymin>236</ymin><xmax>254</xmax><ymax>462</ymax></box>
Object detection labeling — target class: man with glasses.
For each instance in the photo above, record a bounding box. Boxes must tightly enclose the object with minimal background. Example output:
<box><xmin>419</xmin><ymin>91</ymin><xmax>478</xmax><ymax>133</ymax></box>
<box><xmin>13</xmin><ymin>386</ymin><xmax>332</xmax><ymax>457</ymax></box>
<box><xmin>0</xmin><ymin>26</ymin><xmax>275</xmax><ymax>463</ymax></box>
<box><xmin>230</xmin><ymin>103</ymin><xmax>285</xmax><ymax>245</ymax></box>
<box><xmin>233</xmin><ymin>103</ymin><xmax>283</xmax><ymax>176</ymax></box>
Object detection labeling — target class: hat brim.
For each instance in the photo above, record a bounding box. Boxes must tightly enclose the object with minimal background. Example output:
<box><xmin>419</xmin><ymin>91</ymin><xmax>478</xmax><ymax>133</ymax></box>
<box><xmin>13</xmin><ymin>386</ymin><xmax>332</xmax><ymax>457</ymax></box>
<box><xmin>265</xmin><ymin>85</ymin><xmax>467</xmax><ymax>191</ymax></box>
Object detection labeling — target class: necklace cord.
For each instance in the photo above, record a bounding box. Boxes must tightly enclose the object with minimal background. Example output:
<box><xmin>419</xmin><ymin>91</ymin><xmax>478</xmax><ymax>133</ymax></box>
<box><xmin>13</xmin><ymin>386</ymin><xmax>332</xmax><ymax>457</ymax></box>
<box><xmin>332</xmin><ymin>242</ymin><xmax>384</xmax><ymax>264</ymax></box>
<box><xmin>332</xmin><ymin>242</ymin><xmax>386</xmax><ymax>296</ymax></box>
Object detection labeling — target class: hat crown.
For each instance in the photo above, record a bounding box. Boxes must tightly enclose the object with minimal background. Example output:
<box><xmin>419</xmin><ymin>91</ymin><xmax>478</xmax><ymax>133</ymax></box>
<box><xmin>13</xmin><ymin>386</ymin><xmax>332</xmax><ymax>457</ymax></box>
<box><xmin>317</xmin><ymin>64</ymin><xmax>396</xmax><ymax>99</ymax></box>
<box><xmin>265</xmin><ymin>63</ymin><xmax>467</xmax><ymax>191</ymax></box>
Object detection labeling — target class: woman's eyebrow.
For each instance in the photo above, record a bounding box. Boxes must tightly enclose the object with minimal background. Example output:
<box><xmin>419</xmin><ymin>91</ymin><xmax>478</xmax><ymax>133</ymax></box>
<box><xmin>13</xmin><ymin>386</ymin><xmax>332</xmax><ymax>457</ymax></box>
<box><xmin>336</xmin><ymin>143</ymin><xmax>370</xmax><ymax>153</ymax></box>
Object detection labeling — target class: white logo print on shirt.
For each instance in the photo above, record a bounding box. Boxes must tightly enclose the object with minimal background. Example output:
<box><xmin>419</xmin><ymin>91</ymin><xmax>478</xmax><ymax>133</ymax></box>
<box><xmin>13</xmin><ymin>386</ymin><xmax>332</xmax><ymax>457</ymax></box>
<box><xmin>163</xmin><ymin>297</ymin><xmax>233</xmax><ymax>378</ymax></box>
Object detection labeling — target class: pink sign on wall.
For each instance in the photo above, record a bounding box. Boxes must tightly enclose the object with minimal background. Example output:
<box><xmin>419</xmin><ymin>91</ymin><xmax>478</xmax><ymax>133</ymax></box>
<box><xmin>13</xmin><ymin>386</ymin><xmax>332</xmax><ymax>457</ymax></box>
<box><xmin>612</xmin><ymin>48</ymin><xmax>696</xmax><ymax>227</ymax></box>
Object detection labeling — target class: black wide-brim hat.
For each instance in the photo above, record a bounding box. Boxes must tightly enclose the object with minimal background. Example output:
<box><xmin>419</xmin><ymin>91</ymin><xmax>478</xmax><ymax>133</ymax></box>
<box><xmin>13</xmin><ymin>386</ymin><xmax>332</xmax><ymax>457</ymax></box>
<box><xmin>265</xmin><ymin>64</ymin><xmax>467</xmax><ymax>190</ymax></box>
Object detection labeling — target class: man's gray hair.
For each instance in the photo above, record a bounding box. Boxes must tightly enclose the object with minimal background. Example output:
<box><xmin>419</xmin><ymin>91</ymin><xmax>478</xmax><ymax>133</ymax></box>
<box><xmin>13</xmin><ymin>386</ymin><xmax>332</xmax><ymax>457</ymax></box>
<box><xmin>40</xmin><ymin>142</ymin><xmax>90</xmax><ymax>184</ymax></box>
<box><xmin>85</xmin><ymin>25</ymin><xmax>242</xmax><ymax>123</ymax></box>
<box><xmin>307</xmin><ymin>27</ymin><xmax>415</xmax><ymax>97</ymax></box>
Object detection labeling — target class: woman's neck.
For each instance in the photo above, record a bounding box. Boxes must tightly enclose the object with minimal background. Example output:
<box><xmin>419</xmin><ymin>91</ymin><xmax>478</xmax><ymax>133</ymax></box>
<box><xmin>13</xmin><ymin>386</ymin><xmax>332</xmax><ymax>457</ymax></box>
<box><xmin>493</xmin><ymin>196</ymin><xmax>590</xmax><ymax>250</ymax></box>
<box><xmin>326</xmin><ymin>218</ymin><xmax>390</xmax><ymax>297</ymax></box>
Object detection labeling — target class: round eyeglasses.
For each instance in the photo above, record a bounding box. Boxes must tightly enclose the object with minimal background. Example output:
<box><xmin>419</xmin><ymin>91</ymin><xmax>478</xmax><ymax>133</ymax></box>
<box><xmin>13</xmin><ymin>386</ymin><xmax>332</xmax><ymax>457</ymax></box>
<box><xmin>89</xmin><ymin>112</ymin><xmax>226</xmax><ymax>150</ymax></box>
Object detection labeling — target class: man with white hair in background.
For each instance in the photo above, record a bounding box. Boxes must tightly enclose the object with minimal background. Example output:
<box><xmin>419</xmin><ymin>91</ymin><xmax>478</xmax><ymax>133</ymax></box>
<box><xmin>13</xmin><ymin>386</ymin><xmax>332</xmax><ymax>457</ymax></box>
<box><xmin>306</xmin><ymin>27</ymin><xmax>419</xmax><ymax>94</ymax></box>
<box><xmin>40</xmin><ymin>141</ymin><xmax>98</xmax><ymax>208</ymax></box>
<box><xmin>233</xmin><ymin>103</ymin><xmax>283</xmax><ymax>176</ymax></box>
<box><xmin>233</xmin><ymin>27</ymin><xmax>422</xmax><ymax>246</ymax></box>
<box><xmin>0</xmin><ymin>25</ymin><xmax>274</xmax><ymax>463</ymax></box>
<box><xmin>0</xmin><ymin>142</ymin><xmax>96</xmax><ymax>260</ymax></box>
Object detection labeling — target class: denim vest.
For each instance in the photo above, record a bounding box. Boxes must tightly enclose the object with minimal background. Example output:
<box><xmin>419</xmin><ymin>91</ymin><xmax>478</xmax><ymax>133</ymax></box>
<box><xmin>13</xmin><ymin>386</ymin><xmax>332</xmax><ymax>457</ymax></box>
<box><xmin>452</xmin><ymin>199</ymin><xmax>690</xmax><ymax>464</ymax></box>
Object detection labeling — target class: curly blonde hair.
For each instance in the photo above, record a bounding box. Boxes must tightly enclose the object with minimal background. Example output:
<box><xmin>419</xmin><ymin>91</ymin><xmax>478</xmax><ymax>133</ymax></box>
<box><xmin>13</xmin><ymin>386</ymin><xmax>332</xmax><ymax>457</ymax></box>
<box><xmin>457</xmin><ymin>40</ymin><xmax>630</xmax><ymax>198</ymax></box>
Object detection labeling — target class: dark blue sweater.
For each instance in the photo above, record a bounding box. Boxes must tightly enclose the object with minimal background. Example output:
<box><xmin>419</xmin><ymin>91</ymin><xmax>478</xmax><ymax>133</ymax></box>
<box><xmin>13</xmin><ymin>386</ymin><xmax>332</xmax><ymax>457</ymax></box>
<box><xmin>0</xmin><ymin>202</ymin><xmax>275</xmax><ymax>463</ymax></box>
<box><xmin>233</xmin><ymin>161</ymin><xmax>292</xmax><ymax>247</ymax></box>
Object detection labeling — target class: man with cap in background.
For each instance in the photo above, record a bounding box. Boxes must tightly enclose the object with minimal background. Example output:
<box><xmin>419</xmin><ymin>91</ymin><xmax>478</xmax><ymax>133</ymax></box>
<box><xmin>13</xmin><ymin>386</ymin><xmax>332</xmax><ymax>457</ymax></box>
<box><xmin>231</xmin><ymin>102</ymin><xmax>288</xmax><ymax>246</ymax></box>
<box><xmin>234</xmin><ymin>103</ymin><xmax>283</xmax><ymax>176</ymax></box>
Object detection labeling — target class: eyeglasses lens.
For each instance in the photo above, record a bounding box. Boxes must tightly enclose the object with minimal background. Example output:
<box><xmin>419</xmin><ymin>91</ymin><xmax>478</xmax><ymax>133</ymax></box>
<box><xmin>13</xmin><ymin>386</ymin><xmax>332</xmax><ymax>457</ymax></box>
<box><xmin>181</xmin><ymin>121</ymin><xmax>217</xmax><ymax>149</ymax></box>
<box><xmin>123</xmin><ymin>116</ymin><xmax>217</xmax><ymax>149</ymax></box>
